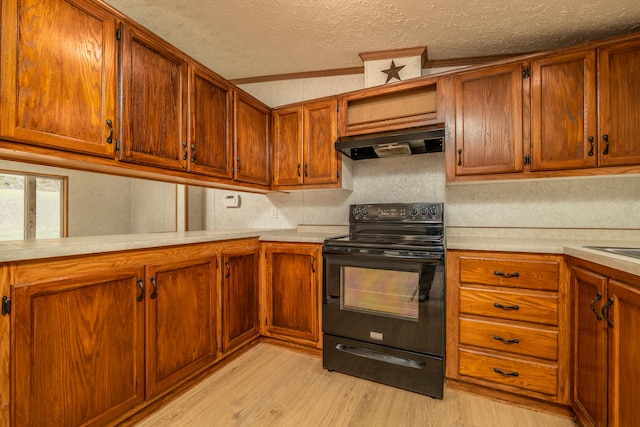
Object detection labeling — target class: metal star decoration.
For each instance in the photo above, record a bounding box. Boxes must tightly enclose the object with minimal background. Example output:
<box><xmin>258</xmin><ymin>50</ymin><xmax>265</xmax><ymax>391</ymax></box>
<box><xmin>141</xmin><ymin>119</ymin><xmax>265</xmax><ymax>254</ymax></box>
<box><xmin>381</xmin><ymin>60</ymin><xmax>405</xmax><ymax>83</ymax></box>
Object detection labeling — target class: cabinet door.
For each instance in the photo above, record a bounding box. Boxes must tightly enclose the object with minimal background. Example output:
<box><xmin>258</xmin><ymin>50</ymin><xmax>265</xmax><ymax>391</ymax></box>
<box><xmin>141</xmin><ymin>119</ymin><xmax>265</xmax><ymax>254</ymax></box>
<box><xmin>607</xmin><ymin>279</ymin><xmax>640</xmax><ymax>427</ymax></box>
<box><xmin>0</xmin><ymin>0</ymin><xmax>117</xmax><ymax>157</ymax></box>
<box><xmin>572</xmin><ymin>267</ymin><xmax>608</xmax><ymax>427</ymax></box>
<box><xmin>233</xmin><ymin>92</ymin><xmax>271</xmax><ymax>185</ymax></box>
<box><xmin>221</xmin><ymin>246</ymin><xmax>260</xmax><ymax>352</ymax></box>
<box><xmin>120</xmin><ymin>24</ymin><xmax>188</xmax><ymax>170</ymax></box>
<box><xmin>304</xmin><ymin>99</ymin><xmax>339</xmax><ymax>185</ymax></box>
<box><xmin>265</xmin><ymin>244</ymin><xmax>321</xmax><ymax>343</ymax></box>
<box><xmin>598</xmin><ymin>39</ymin><xmax>640</xmax><ymax>167</ymax></box>
<box><xmin>11</xmin><ymin>269</ymin><xmax>145</xmax><ymax>427</ymax></box>
<box><xmin>189</xmin><ymin>66</ymin><xmax>233</xmax><ymax>178</ymax></box>
<box><xmin>146</xmin><ymin>258</ymin><xmax>217</xmax><ymax>399</ymax></box>
<box><xmin>454</xmin><ymin>63</ymin><xmax>524</xmax><ymax>175</ymax></box>
<box><xmin>272</xmin><ymin>106</ymin><xmax>304</xmax><ymax>186</ymax></box>
<box><xmin>530</xmin><ymin>51</ymin><xmax>597</xmax><ymax>171</ymax></box>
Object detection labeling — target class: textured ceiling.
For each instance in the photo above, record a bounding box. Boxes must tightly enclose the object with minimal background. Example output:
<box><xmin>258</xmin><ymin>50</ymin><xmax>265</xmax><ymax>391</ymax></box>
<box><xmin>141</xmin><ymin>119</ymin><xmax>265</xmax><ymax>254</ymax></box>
<box><xmin>103</xmin><ymin>0</ymin><xmax>640</xmax><ymax>80</ymax></box>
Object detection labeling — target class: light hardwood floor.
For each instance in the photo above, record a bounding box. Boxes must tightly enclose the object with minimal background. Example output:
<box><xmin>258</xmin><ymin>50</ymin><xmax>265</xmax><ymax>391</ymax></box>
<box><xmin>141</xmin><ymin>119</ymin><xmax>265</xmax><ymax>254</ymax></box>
<box><xmin>135</xmin><ymin>344</ymin><xmax>576</xmax><ymax>427</ymax></box>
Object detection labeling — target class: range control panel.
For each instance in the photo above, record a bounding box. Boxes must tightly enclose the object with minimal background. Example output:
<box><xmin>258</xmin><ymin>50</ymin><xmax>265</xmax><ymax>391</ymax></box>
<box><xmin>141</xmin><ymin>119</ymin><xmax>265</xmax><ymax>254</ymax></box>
<box><xmin>349</xmin><ymin>203</ymin><xmax>443</xmax><ymax>222</ymax></box>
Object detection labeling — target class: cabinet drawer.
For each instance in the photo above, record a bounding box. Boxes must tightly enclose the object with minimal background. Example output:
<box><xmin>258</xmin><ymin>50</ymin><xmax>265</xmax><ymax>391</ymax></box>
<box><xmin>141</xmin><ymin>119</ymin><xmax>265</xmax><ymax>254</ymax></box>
<box><xmin>459</xmin><ymin>349</ymin><xmax>558</xmax><ymax>396</ymax></box>
<box><xmin>459</xmin><ymin>256</ymin><xmax>559</xmax><ymax>291</ymax></box>
<box><xmin>459</xmin><ymin>317</ymin><xmax>558</xmax><ymax>360</ymax></box>
<box><xmin>459</xmin><ymin>287</ymin><xmax>558</xmax><ymax>325</ymax></box>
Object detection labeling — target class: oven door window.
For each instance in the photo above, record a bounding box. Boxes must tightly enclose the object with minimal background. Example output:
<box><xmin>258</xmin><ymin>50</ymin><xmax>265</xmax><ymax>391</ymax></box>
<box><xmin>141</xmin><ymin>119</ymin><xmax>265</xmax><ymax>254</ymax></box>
<box><xmin>341</xmin><ymin>266</ymin><xmax>419</xmax><ymax>320</ymax></box>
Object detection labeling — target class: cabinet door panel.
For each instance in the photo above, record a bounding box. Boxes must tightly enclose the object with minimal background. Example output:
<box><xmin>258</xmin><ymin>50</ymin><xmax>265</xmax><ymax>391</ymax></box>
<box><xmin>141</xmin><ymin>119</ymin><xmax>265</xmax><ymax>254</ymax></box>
<box><xmin>272</xmin><ymin>106</ymin><xmax>304</xmax><ymax>186</ymax></box>
<box><xmin>11</xmin><ymin>269</ymin><xmax>145</xmax><ymax>427</ymax></box>
<box><xmin>598</xmin><ymin>40</ymin><xmax>640</xmax><ymax>166</ymax></box>
<box><xmin>571</xmin><ymin>267</ymin><xmax>608</xmax><ymax>427</ymax></box>
<box><xmin>607</xmin><ymin>279</ymin><xmax>640</xmax><ymax>427</ymax></box>
<box><xmin>189</xmin><ymin>67</ymin><xmax>233</xmax><ymax>178</ymax></box>
<box><xmin>234</xmin><ymin>93</ymin><xmax>270</xmax><ymax>185</ymax></box>
<box><xmin>454</xmin><ymin>63</ymin><xmax>523</xmax><ymax>175</ymax></box>
<box><xmin>146</xmin><ymin>258</ymin><xmax>217</xmax><ymax>398</ymax></box>
<box><xmin>531</xmin><ymin>51</ymin><xmax>597</xmax><ymax>171</ymax></box>
<box><xmin>0</xmin><ymin>0</ymin><xmax>116</xmax><ymax>156</ymax></box>
<box><xmin>120</xmin><ymin>25</ymin><xmax>187</xmax><ymax>170</ymax></box>
<box><xmin>304</xmin><ymin>100</ymin><xmax>338</xmax><ymax>185</ymax></box>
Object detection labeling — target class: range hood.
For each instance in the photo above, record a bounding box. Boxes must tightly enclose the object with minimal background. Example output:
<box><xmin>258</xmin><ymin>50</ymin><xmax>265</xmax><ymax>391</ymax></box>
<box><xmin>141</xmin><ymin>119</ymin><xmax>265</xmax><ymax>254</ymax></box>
<box><xmin>335</xmin><ymin>125</ymin><xmax>445</xmax><ymax>160</ymax></box>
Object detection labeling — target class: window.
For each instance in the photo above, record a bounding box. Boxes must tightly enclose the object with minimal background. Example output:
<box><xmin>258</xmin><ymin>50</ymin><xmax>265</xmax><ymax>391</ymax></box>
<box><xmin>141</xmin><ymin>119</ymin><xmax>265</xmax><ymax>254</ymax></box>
<box><xmin>0</xmin><ymin>172</ymin><xmax>67</xmax><ymax>240</ymax></box>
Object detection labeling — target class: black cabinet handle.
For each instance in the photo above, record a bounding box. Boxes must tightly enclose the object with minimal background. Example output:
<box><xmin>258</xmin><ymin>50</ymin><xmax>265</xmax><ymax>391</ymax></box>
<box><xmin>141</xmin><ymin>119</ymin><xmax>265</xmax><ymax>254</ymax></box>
<box><xmin>590</xmin><ymin>291</ymin><xmax>603</xmax><ymax>321</ymax></box>
<box><xmin>588</xmin><ymin>136</ymin><xmax>594</xmax><ymax>157</ymax></box>
<box><xmin>494</xmin><ymin>270</ymin><xmax>520</xmax><ymax>278</ymax></box>
<box><xmin>602</xmin><ymin>134</ymin><xmax>609</xmax><ymax>155</ymax></box>
<box><xmin>136</xmin><ymin>278</ymin><xmax>144</xmax><ymax>302</ymax></box>
<box><xmin>304</xmin><ymin>163</ymin><xmax>309</xmax><ymax>177</ymax></box>
<box><xmin>237</xmin><ymin>158</ymin><xmax>242</xmax><ymax>172</ymax></box>
<box><xmin>494</xmin><ymin>302</ymin><xmax>520</xmax><ymax>311</ymax></box>
<box><xmin>311</xmin><ymin>256</ymin><xmax>316</xmax><ymax>273</ymax></box>
<box><xmin>457</xmin><ymin>148</ymin><xmax>462</xmax><ymax>166</ymax></box>
<box><xmin>182</xmin><ymin>141</ymin><xmax>188</xmax><ymax>161</ymax></box>
<box><xmin>297</xmin><ymin>163</ymin><xmax>301</xmax><ymax>177</ymax></box>
<box><xmin>225</xmin><ymin>261</ymin><xmax>230</xmax><ymax>278</ymax></box>
<box><xmin>494</xmin><ymin>367</ymin><xmax>519</xmax><ymax>377</ymax></box>
<box><xmin>190</xmin><ymin>143</ymin><xmax>197</xmax><ymax>162</ymax></box>
<box><xmin>106</xmin><ymin>119</ymin><xmax>114</xmax><ymax>144</ymax></box>
<box><xmin>601</xmin><ymin>296</ymin><xmax>614</xmax><ymax>328</ymax></box>
<box><xmin>493</xmin><ymin>335</ymin><xmax>520</xmax><ymax>344</ymax></box>
<box><xmin>150</xmin><ymin>276</ymin><xmax>157</xmax><ymax>300</ymax></box>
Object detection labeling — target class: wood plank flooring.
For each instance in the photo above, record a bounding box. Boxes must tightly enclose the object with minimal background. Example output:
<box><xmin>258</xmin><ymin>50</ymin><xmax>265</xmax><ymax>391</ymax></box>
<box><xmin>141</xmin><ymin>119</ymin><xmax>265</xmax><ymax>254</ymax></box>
<box><xmin>135</xmin><ymin>344</ymin><xmax>575</xmax><ymax>427</ymax></box>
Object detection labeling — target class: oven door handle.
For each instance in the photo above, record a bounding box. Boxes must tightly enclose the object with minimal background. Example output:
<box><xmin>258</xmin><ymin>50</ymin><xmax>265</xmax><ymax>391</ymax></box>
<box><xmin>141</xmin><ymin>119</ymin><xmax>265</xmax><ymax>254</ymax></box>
<box><xmin>323</xmin><ymin>250</ymin><xmax>444</xmax><ymax>263</ymax></box>
<box><xmin>335</xmin><ymin>343</ymin><xmax>426</xmax><ymax>369</ymax></box>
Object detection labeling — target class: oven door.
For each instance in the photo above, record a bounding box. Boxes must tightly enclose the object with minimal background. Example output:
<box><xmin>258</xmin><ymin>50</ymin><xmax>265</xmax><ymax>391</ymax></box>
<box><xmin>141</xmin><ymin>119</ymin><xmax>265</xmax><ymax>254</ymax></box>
<box><xmin>322</xmin><ymin>248</ymin><xmax>444</xmax><ymax>356</ymax></box>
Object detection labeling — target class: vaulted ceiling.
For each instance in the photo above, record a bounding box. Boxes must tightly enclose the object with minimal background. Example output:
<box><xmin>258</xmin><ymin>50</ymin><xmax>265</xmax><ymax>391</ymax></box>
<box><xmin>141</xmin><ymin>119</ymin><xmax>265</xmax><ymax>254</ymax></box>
<box><xmin>103</xmin><ymin>0</ymin><xmax>640</xmax><ymax>81</ymax></box>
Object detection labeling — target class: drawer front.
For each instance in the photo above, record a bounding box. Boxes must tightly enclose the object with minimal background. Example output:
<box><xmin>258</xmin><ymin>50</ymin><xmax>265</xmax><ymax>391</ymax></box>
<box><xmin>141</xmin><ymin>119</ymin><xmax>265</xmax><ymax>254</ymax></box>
<box><xmin>459</xmin><ymin>317</ymin><xmax>558</xmax><ymax>360</ymax></box>
<box><xmin>459</xmin><ymin>349</ymin><xmax>558</xmax><ymax>396</ymax></box>
<box><xmin>459</xmin><ymin>256</ymin><xmax>559</xmax><ymax>291</ymax></box>
<box><xmin>459</xmin><ymin>287</ymin><xmax>558</xmax><ymax>325</ymax></box>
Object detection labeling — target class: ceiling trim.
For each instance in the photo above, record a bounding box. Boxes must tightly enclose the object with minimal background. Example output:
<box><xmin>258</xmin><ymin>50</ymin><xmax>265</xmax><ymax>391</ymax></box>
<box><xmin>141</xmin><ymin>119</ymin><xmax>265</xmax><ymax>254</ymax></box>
<box><xmin>424</xmin><ymin>53</ymin><xmax>528</xmax><ymax>68</ymax></box>
<box><xmin>359</xmin><ymin>46</ymin><xmax>429</xmax><ymax>67</ymax></box>
<box><xmin>229</xmin><ymin>66</ymin><xmax>365</xmax><ymax>85</ymax></box>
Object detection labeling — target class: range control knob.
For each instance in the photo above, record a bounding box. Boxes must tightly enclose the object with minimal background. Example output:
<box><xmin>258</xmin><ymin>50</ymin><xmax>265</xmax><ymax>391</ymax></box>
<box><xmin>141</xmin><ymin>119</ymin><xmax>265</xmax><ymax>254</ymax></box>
<box><xmin>428</xmin><ymin>205</ymin><xmax>440</xmax><ymax>216</ymax></box>
<box><xmin>409</xmin><ymin>207</ymin><xmax>419</xmax><ymax>216</ymax></box>
<box><xmin>352</xmin><ymin>207</ymin><xmax>360</xmax><ymax>217</ymax></box>
<box><xmin>419</xmin><ymin>206</ymin><xmax>429</xmax><ymax>215</ymax></box>
<box><xmin>361</xmin><ymin>208</ymin><xmax>369</xmax><ymax>216</ymax></box>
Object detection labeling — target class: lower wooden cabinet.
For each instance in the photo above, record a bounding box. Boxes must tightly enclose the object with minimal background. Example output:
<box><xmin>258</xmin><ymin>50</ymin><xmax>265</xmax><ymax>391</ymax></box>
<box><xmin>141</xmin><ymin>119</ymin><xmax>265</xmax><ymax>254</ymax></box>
<box><xmin>11</xmin><ymin>268</ymin><xmax>145</xmax><ymax>427</ymax></box>
<box><xmin>221</xmin><ymin>240</ymin><xmax>260</xmax><ymax>353</ymax></box>
<box><xmin>262</xmin><ymin>242</ymin><xmax>322</xmax><ymax>349</ymax></box>
<box><xmin>446</xmin><ymin>250</ymin><xmax>570</xmax><ymax>409</ymax></box>
<box><xmin>570</xmin><ymin>259</ymin><xmax>640</xmax><ymax>427</ymax></box>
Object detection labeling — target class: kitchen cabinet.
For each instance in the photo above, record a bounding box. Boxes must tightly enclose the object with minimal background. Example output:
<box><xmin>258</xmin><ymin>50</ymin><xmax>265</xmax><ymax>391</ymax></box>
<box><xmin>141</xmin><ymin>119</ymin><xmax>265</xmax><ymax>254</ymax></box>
<box><xmin>530</xmin><ymin>51</ymin><xmax>597</xmax><ymax>171</ymax></box>
<box><xmin>272</xmin><ymin>99</ymin><xmax>340</xmax><ymax>189</ymax></box>
<box><xmin>262</xmin><ymin>242</ymin><xmax>322</xmax><ymax>349</ymax></box>
<box><xmin>120</xmin><ymin>22</ymin><xmax>189</xmax><ymax>170</ymax></box>
<box><xmin>188</xmin><ymin>65</ymin><xmax>234</xmax><ymax>179</ymax></box>
<box><xmin>145</xmin><ymin>257</ymin><xmax>218</xmax><ymax>399</ymax></box>
<box><xmin>571</xmin><ymin>260</ymin><xmax>640</xmax><ymax>427</ymax></box>
<box><xmin>446</xmin><ymin>250</ymin><xmax>570</xmax><ymax>409</ymax></box>
<box><xmin>597</xmin><ymin>38</ymin><xmax>640</xmax><ymax>166</ymax></box>
<box><xmin>221</xmin><ymin>240</ymin><xmax>261</xmax><ymax>353</ymax></box>
<box><xmin>0</xmin><ymin>0</ymin><xmax>117</xmax><ymax>157</ymax></box>
<box><xmin>11</xmin><ymin>267</ymin><xmax>145</xmax><ymax>426</ymax></box>
<box><xmin>233</xmin><ymin>91</ymin><xmax>271</xmax><ymax>186</ymax></box>
<box><xmin>453</xmin><ymin>63</ymin><xmax>524</xmax><ymax>176</ymax></box>
<box><xmin>337</xmin><ymin>77</ymin><xmax>441</xmax><ymax>137</ymax></box>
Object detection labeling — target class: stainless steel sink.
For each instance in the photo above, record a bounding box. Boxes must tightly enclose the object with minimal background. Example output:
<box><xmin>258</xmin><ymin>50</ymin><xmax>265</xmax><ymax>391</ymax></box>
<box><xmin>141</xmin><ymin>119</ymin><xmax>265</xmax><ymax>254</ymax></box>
<box><xmin>585</xmin><ymin>246</ymin><xmax>640</xmax><ymax>260</ymax></box>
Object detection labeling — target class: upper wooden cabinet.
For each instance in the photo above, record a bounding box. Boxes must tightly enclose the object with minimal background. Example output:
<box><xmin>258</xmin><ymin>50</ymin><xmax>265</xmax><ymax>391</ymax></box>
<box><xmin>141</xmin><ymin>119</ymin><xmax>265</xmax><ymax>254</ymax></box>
<box><xmin>233</xmin><ymin>92</ymin><xmax>271</xmax><ymax>186</ymax></box>
<box><xmin>272</xmin><ymin>99</ymin><xmax>340</xmax><ymax>189</ymax></box>
<box><xmin>188</xmin><ymin>65</ymin><xmax>234</xmax><ymax>179</ymax></box>
<box><xmin>338</xmin><ymin>77</ymin><xmax>441</xmax><ymax>137</ymax></box>
<box><xmin>454</xmin><ymin>63</ymin><xmax>524</xmax><ymax>176</ymax></box>
<box><xmin>0</xmin><ymin>0</ymin><xmax>117</xmax><ymax>157</ymax></box>
<box><xmin>597</xmin><ymin>38</ymin><xmax>640</xmax><ymax>167</ymax></box>
<box><xmin>530</xmin><ymin>51</ymin><xmax>597</xmax><ymax>171</ymax></box>
<box><xmin>119</xmin><ymin>23</ymin><xmax>188</xmax><ymax>170</ymax></box>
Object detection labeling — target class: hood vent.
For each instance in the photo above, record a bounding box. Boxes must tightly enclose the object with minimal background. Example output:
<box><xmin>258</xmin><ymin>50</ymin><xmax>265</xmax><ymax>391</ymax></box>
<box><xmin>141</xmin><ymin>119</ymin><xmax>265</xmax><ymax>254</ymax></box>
<box><xmin>335</xmin><ymin>125</ymin><xmax>445</xmax><ymax>160</ymax></box>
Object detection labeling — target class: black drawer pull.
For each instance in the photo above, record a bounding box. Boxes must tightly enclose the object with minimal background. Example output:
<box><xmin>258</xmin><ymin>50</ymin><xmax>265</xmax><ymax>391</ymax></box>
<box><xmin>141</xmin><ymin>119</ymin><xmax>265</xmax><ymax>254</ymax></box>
<box><xmin>494</xmin><ymin>367</ymin><xmax>519</xmax><ymax>377</ymax></box>
<box><xmin>493</xmin><ymin>335</ymin><xmax>520</xmax><ymax>344</ymax></box>
<box><xmin>494</xmin><ymin>270</ymin><xmax>520</xmax><ymax>278</ymax></box>
<box><xmin>494</xmin><ymin>302</ymin><xmax>520</xmax><ymax>311</ymax></box>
